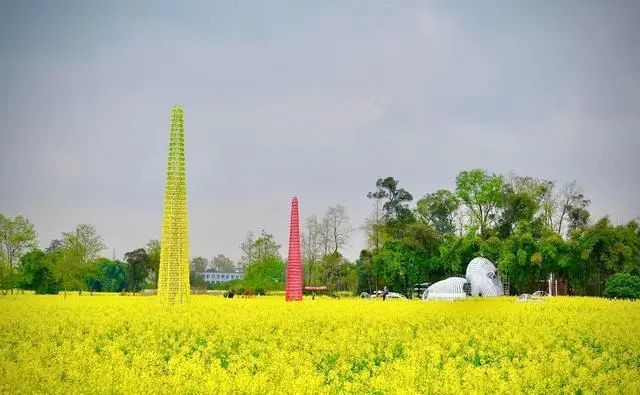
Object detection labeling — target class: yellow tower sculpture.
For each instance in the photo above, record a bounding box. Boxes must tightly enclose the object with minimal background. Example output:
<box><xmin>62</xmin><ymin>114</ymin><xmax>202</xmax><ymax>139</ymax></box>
<box><xmin>158</xmin><ymin>106</ymin><xmax>190</xmax><ymax>304</ymax></box>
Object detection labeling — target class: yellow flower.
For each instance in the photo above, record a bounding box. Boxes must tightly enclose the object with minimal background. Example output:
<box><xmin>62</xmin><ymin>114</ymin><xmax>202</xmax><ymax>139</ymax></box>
<box><xmin>0</xmin><ymin>294</ymin><xmax>638</xmax><ymax>394</ymax></box>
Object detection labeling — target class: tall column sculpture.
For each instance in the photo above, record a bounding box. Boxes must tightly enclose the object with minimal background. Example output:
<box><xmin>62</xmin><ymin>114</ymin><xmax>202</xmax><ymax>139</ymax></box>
<box><xmin>158</xmin><ymin>106</ymin><xmax>190</xmax><ymax>304</ymax></box>
<box><xmin>285</xmin><ymin>197</ymin><xmax>303</xmax><ymax>301</ymax></box>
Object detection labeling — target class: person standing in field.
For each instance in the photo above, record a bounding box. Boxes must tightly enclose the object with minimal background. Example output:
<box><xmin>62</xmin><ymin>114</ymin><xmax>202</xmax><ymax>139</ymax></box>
<box><xmin>382</xmin><ymin>286</ymin><xmax>388</xmax><ymax>301</ymax></box>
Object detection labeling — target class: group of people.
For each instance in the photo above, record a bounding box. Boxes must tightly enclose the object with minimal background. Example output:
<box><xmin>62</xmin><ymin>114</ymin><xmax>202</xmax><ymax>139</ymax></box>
<box><xmin>360</xmin><ymin>286</ymin><xmax>390</xmax><ymax>300</ymax></box>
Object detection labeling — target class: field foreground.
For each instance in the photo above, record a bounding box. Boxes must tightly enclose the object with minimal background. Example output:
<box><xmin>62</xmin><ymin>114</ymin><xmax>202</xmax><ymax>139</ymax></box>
<box><xmin>1</xmin><ymin>295</ymin><xmax>639</xmax><ymax>394</ymax></box>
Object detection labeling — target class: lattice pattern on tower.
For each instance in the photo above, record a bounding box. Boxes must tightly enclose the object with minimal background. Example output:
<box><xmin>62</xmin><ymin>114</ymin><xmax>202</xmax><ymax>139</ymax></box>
<box><xmin>285</xmin><ymin>197</ymin><xmax>303</xmax><ymax>301</ymax></box>
<box><xmin>157</xmin><ymin>106</ymin><xmax>190</xmax><ymax>304</ymax></box>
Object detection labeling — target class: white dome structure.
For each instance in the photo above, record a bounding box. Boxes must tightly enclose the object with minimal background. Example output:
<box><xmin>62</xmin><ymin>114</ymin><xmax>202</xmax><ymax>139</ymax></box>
<box><xmin>422</xmin><ymin>277</ymin><xmax>468</xmax><ymax>301</ymax></box>
<box><xmin>465</xmin><ymin>257</ymin><xmax>503</xmax><ymax>297</ymax></box>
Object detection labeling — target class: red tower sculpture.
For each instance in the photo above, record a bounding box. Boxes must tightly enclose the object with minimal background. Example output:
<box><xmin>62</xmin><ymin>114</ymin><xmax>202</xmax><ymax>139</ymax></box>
<box><xmin>285</xmin><ymin>196</ymin><xmax>303</xmax><ymax>301</ymax></box>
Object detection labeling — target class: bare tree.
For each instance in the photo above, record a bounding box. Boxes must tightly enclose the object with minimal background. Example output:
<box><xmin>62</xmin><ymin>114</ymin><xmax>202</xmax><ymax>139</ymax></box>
<box><xmin>302</xmin><ymin>206</ymin><xmax>353</xmax><ymax>285</ymax></box>
<box><xmin>324</xmin><ymin>205</ymin><xmax>353</xmax><ymax>254</ymax></box>
<box><xmin>366</xmin><ymin>190</ymin><xmax>385</xmax><ymax>250</ymax></box>
<box><xmin>62</xmin><ymin>224</ymin><xmax>106</xmax><ymax>266</ymax></box>
<box><xmin>360</xmin><ymin>210</ymin><xmax>378</xmax><ymax>250</ymax></box>
<box><xmin>211</xmin><ymin>254</ymin><xmax>235</xmax><ymax>272</ymax></box>
<box><xmin>302</xmin><ymin>215</ymin><xmax>325</xmax><ymax>285</ymax></box>
<box><xmin>556</xmin><ymin>181</ymin><xmax>590</xmax><ymax>235</ymax></box>
<box><xmin>539</xmin><ymin>182</ymin><xmax>557</xmax><ymax>230</ymax></box>
<box><xmin>239</xmin><ymin>230</ymin><xmax>281</xmax><ymax>268</ymax></box>
<box><xmin>190</xmin><ymin>257</ymin><xmax>208</xmax><ymax>273</ymax></box>
<box><xmin>302</xmin><ymin>215</ymin><xmax>324</xmax><ymax>264</ymax></box>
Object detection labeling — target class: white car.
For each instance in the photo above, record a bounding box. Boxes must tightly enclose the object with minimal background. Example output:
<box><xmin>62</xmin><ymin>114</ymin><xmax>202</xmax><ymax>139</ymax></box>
<box><xmin>516</xmin><ymin>293</ymin><xmax>543</xmax><ymax>302</ymax></box>
<box><xmin>370</xmin><ymin>291</ymin><xmax>407</xmax><ymax>299</ymax></box>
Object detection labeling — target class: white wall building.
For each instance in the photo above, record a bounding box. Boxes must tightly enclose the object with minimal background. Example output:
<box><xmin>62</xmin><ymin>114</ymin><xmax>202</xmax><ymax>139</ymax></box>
<box><xmin>199</xmin><ymin>271</ymin><xmax>244</xmax><ymax>284</ymax></box>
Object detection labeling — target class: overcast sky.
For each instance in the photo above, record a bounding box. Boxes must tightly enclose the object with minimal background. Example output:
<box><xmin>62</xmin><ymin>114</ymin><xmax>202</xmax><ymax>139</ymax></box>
<box><xmin>1</xmin><ymin>1</ymin><xmax>639</xmax><ymax>262</ymax></box>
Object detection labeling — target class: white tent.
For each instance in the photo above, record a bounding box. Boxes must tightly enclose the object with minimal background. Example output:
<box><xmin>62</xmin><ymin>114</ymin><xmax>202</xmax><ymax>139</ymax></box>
<box><xmin>422</xmin><ymin>277</ymin><xmax>468</xmax><ymax>301</ymax></box>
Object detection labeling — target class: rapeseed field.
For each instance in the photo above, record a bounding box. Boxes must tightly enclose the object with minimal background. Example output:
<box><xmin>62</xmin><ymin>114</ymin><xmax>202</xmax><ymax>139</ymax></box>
<box><xmin>1</xmin><ymin>295</ymin><xmax>639</xmax><ymax>394</ymax></box>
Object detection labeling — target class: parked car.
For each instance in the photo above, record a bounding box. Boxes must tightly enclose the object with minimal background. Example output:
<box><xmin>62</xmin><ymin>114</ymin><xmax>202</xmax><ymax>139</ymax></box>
<box><xmin>412</xmin><ymin>283</ymin><xmax>431</xmax><ymax>299</ymax></box>
<box><xmin>516</xmin><ymin>293</ymin><xmax>543</xmax><ymax>302</ymax></box>
<box><xmin>370</xmin><ymin>290</ymin><xmax>407</xmax><ymax>299</ymax></box>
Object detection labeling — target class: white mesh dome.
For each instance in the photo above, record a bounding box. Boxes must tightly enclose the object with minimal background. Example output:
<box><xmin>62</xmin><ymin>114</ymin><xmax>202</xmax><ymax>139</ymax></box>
<box><xmin>465</xmin><ymin>257</ymin><xmax>503</xmax><ymax>297</ymax></box>
<box><xmin>422</xmin><ymin>277</ymin><xmax>468</xmax><ymax>301</ymax></box>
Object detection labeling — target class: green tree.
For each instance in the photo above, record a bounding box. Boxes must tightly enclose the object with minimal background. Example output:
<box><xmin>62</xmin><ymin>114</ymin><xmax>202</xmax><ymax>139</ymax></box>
<box><xmin>499</xmin><ymin>222</ymin><xmax>543</xmax><ymax>293</ymax></box>
<box><xmin>85</xmin><ymin>258</ymin><xmax>127</xmax><ymax>292</ymax></box>
<box><xmin>372</xmin><ymin>242</ymin><xmax>418</xmax><ymax>296</ymax></box>
<box><xmin>317</xmin><ymin>252</ymin><xmax>339</xmax><ymax>290</ymax></box>
<box><xmin>371</xmin><ymin>222</ymin><xmax>441</xmax><ymax>296</ymax></box>
<box><xmin>603</xmin><ymin>273</ymin><xmax>640</xmax><ymax>300</ymax></box>
<box><xmin>373</xmin><ymin>177</ymin><xmax>414</xmax><ymax>221</ymax></box>
<box><xmin>241</xmin><ymin>255</ymin><xmax>285</xmax><ymax>293</ymax></box>
<box><xmin>568</xmin><ymin>204</ymin><xmax>591</xmax><ymax>234</ymax></box>
<box><xmin>455</xmin><ymin>169</ymin><xmax>503</xmax><ymax>235</ymax></box>
<box><xmin>538</xmin><ymin>228</ymin><xmax>573</xmax><ymax>290</ymax></box>
<box><xmin>49</xmin><ymin>248</ymin><xmax>83</xmax><ymax>297</ymax></box>
<box><xmin>18</xmin><ymin>249</ymin><xmax>59</xmax><ymax>294</ymax></box>
<box><xmin>496</xmin><ymin>186</ymin><xmax>539</xmax><ymax>238</ymax></box>
<box><xmin>145</xmin><ymin>239</ymin><xmax>161</xmax><ymax>286</ymax></box>
<box><xmin>124</xmin><ymin>248</ymin><xmax>149</xmax><ymax>293</ymax></box>
<box><xmin>498</xmin><ymin>221</ymin><xmax>574</xmax><ymax>294</ymax></box>
<box><xmin>401</xmin><ymin>222</ymin><xmax>443</xmax><ymax>285</ymax></box>
<box><xmin>438</xmin><ymin>231</ymin><xmax>482</xmax><ymax>277</ymax></box>
<box><xmin>317</xmin><ymin>252</ymin><xmax>355</xmax><ymax>292</ymax></box>
<box><xmin>415</xmin><ymin>189</ymin><xmax>460</xmax><ymax>234</ymax></box>
<box><xmin>355</xmin><ymin>250</ymin><xmax>377</xmax><ymax>293</ymax></box>
<box><xmin>570</xmin><ymin>218</ymin><xmax>640</xmax><ymax>295</ymax></box>
<box><xmin>58</xmin><ymin>224</ymin><xmax>106</xmax><ymax>295</ymax></box>
<box><xmin>337</xmin><ymin>260</ymin><xmax>358</xmax><ymax>294</ymax></box>
<box><xmin>239</xmin><ymin>230</ymin><xmax>281</xmax><ymax>268</ymax></box>
<box><xmin>0</xmin><ymin>214</ymin><xmax>38</xmax><ymax>292</ymax></box>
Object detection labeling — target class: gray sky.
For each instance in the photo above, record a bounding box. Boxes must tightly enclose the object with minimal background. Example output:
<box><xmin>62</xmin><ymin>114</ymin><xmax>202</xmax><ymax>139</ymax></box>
<box><xmin>1</xmin><ymin>1</ymin><xmax>639</xmax><ymax>262</ymax></box>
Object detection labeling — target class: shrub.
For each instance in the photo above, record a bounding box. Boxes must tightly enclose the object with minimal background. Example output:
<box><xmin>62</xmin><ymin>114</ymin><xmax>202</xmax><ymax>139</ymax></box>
<box><xmin>18</xmin><ymin>250</ymin><xmax>60</xmax><ymax>294</ymax></box>
<box><xmin>208</xmin><ymin>279</ymin><xmax>240</xmax><ymax>291</ymax></box>
<box><xmin>603</xmin><ymin>273</ymin><xmax>640</xmax><ymax>300</ymax></box>
<box><xmin>230</xmin><ymin>284</ymin><xmax>246</xmax><ymax>295</ymax></box>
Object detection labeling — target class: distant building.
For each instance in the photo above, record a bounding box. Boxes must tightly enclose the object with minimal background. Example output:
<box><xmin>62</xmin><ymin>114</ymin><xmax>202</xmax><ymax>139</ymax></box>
<box><xmin>199</xmin><ymin>270</ymin><xmax>244</xmax><ymax>284</ymax></box>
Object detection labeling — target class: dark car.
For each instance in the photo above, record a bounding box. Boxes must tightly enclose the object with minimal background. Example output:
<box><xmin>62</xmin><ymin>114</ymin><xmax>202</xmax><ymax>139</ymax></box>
<box><xmin>412</xmin><ymin>283</ymin><xmax>431</xmax><ymax>299</ymax></box>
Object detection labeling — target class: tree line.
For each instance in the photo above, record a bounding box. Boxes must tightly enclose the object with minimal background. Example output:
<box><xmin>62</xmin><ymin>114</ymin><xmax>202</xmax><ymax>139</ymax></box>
<box><xmin>0</xmin><ymin>216</ymin><xmax>166</xmax><ymax>295</ymax></box>
<box><xmin>355</xmin><ymin>170</ymin><xmax>639</xmax><ymax>296</ymax></box>
<box><xmin>2</xmin><ymin>168</ymin><xmax>638</xmax><ymax>297</ymax></box>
